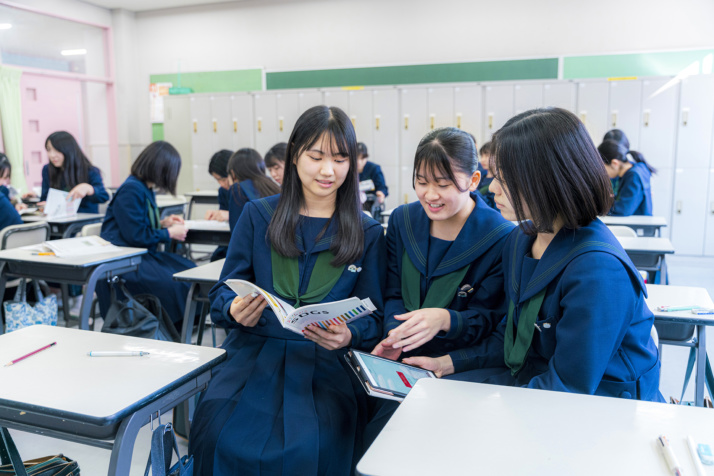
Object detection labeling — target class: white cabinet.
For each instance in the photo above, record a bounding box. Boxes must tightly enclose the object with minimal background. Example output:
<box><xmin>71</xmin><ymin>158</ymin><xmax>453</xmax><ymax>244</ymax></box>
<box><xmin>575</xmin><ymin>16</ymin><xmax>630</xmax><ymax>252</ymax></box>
<box><xmin>454</xmin><ymin>85</ymin><xmax>483</xmax><ymax>145</ymax></box>
<box><xmin>253</xmin><ymin>93</ymin><xmax>278</xmax><ymax>157</ymax></box>
<box><xmin>231</xmin><ymin>93</ymin><xmax>255</xmax><ymax>150</ymax></box>
<box><xmin>298</xmin><ymin>91</ymin><xmax>324</xmax><ymax>115</ymax></box>
<box><xmin>543</xmin><ymin>82</ymin><xmax>576</xmax><ymax>112</ymax></box>
<box><xmin>671</xmin><ymin>167</ymin><xmax>709</xmax><ymax>255</ymax></box>
<box><xmin>608</xmin><ymin>81</ymin><xmax>642</xmax><ymax>148</ymax></box>
<box><xmin>650</xmin><ymin>168</ymin><xmax>674</xmax><ymax>238</ymax></box>
<box><xmin>275</xmin><ymin>92</ymin><xmax>300</xmax><ymax>143</ymax></box>
<box><xmin>427</xmin><ymin>87</ymin><xmax>455</xmax><ymax>130</ymax></box>
<box><xmin>705</xmin><ymin>169</ymin><xmax>714</xmax><ymax>256</ymax></box>
<box><xmin>400</xmin><ymin>87</ymin><xmax>428</xmax><ymax>205</ymax></box>
<box><xmin>323</xmin><ymin>90</ymin><xmax>350</xmax><ymax>112</ymax></box>
<box><xmin>372</xmin><ymin>89</ymin><xmax>400</xmax><ymax>210</ymax></box>
<box><xmin>577</xmin><ymin>81</ymin><xmax>609</xmax><ymax>144</ymax></box>
<box><xmin>676</xmin><ymin>75</ymin><xmax>714</xmax><ymax>169</ymax></box>
<box><xmin>514</xmin><ymin>83</ymin><xmax>543</xmax><ymax>115</ymax></box>
<box><xmin>639</xmin><ymin>79</ymin><xmax>679</xmax><ymax>170</ymax></box>
<box><xmin>483</xmin><ymin>84</ymin><xmax>514</xmax><ymax>140</ymax></box>
<box><xmin>349</xmin><ymin>89</ymin><xmax>374</xmax><ymax>150</ymax></box>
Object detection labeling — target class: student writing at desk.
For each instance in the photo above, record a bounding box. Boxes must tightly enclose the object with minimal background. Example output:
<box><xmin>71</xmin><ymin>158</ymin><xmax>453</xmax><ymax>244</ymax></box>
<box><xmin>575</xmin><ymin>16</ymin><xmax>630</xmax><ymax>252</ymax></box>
<box><xmin>24</xmin><ymin>131</ymin><xmax>109</xmax><ymax>213</ymax></box>
<box><xmin>0</xmin><ymin>155</ymin><xmax>22</xmax><ymax>231</ymax></box>
<box><xmin>96</xmin><ymin>141</ymin><xmax>196</xmax><ymax>329</ymax></box>
<box><xmin>405</xmin><ymin>108</ymin><xmax>664</xmax><ymax>402</ymax></box>
<box><xmin>189</xmin><ymin>106</ymin><xmax>387</xmax><ymax>476</ymax></box>
<box><xmin>205</xmin><ymin>149</ymin><xmax>233</xmax><ymax>261</ymax></box>
<box><xmin>226</xmin><ymin>148</ymin><xmax>280</xmax><ymax>232</ymax></box>
<box><xmin>357</xmin><ymin>142</ymin><xmax>388</xmax><ymax>212</ymax></box>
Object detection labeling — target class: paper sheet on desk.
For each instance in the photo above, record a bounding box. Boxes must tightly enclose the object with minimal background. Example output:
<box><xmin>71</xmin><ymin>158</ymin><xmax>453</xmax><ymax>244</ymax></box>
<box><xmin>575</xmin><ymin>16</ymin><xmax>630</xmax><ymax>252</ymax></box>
<box><xmin>185</xmin><ymin>219</ymin><xmax>230</xmax><ymax>230</ymax></box>
<box><xmin>42</xmin><ymin>236</ymin><xmax>120</xmax><ymax>257</ymax></box>
<box><xmin>44</xmin><ymin>188</ymin><xmax>80</xmax><ymax>219</ymax></box>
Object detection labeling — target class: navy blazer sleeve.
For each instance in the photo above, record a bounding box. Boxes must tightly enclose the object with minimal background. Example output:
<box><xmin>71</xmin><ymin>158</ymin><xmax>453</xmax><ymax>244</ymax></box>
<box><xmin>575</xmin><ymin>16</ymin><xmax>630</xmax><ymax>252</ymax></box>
<box><xmin>610</xmin><ymin>172</ymin><xmax>643</xmax><ymax>216</ymax></box>
<box><xmin>371</xmin><ymin>164</ymin><xmax>388</xmax><ymax>197</ymax></box>
<box><xmin>383</xmin><ymin>213</ymin><xmax>408</xmax><ymax>337</ymax></box>
<box><xmin>40</xmin><ymin>165</ymin><xmax>50</xmax><ymax>202</ymax></box>
<box><xmin>218</xmin><ymin>186</ymin><xmax>229</xmax><ymax>211</ymax></box>
<box><xmin>228</xmin><ymin>183</ymin><xmax>249</xmax><ymax>232</ymax></box>
<box><xmin>111</xmin><ymin>184</ymin><xmax>170</xmax><ymax>247</ymax></box>
<box><xmin>0</xmin><ymin>193</ymin><xmax>23</xmax><ymax>230</ymax></box>
<box><xmin>83</xmin><ymin>167</ymin><xmax>109</xmax><ymax>204</ymax></box>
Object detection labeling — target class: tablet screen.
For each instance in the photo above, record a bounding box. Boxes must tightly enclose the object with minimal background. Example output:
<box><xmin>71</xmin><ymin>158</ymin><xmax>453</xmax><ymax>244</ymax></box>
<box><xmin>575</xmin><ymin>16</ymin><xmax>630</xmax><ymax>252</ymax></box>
<box><xmin>354</xmin><ymin>351</ymin><xmax>434</xmax><ymax>395</ymax></box>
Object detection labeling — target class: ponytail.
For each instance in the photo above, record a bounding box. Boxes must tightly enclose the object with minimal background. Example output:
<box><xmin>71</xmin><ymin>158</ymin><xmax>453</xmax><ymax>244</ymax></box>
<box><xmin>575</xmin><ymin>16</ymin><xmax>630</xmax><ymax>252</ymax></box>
<box><xmin>602</xmin><ymin>129</ymin><xmax>656</xmax><ymax>175</ymax></box>
<box><xmin>628</xmin><ymin>150</ymin><xmax>656</xmax><ymax>175</ymax></box>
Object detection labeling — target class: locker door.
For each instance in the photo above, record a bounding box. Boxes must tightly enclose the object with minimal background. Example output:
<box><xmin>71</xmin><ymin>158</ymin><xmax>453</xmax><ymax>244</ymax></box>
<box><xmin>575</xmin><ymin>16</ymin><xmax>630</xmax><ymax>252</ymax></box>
<box><xmin>639</xmin><ymin>79</ymin><xmax>679</xmax><ymax>170</ymax></box>
<box><xmin>676</xmin><ymin>75</ymin><xmax>714</xmax><ymax>169</ymax></box>
<box><xmin>454</xmin><ymin>86</ymin><xmax>482</xmax><ymax>146</ymax></box>
<box><xmin>253</xmin><ymin>93</ymin><xmax>278</xmax><ymax>157</ymax></box>
<box><xmin>189</xmin><ymin>96</ymin><xmax>213</xmax><ymax>191</ymax></box>
<box><xmin>298</xmin><ymin>91</ymin><xmax>324</xmax><ymax>115</ymax></box>
<box><xmin>483</xmin><ymin>84</ymin><xmax>514</xmax><ymax>140</ymax></box>
<box><xmin>671</xmin><ymin>167</ymin><xmax>709</xmax><ymax>255</ymax></box>
<box><xmin>514</xmin><ymin>83</ymin><xmax>543</xmax><ymax>115</ymax></box>
<box><xmin>608</xmin><ymin>81</ymin><xmax>642</xmax><ymax>148</ymax></box>
<box><xmin>211</xmin><ymin>95</ymin><xmax>234</xmax><ymax>152</ymax></box>
<box><xmin>705</xmin><ymin>169</ymin><xmax>714</xmax><ymax>256</ymax></box>
<box><xmin>231</xmin><ymin>93</ymin><xmax>255</xmax><ymax>150</ymax></box>
<box><xmin>650</xmin><ymin>168</ymin><xmax>674</xmax><ymax>238</ymax></box>
<box><xmin>427</xmin><ymin>87</ymin><xmax>455</xmax><ymax>130</ymax></box>
<box><xmin>372</xmin><ymin>89</ymin><xmax>399</xmax><ymax>210</ymax></box>
<box><xmin>276</xmin><ymin>92</ymin><xmax>300</xmax><ymax>143</ymax></box>
<box><xmin>349</xmin><ymin>89</ymin><xmax>374</xmax><ymax>150</ymax></box>
<box><xmin>577</xmin><ymin>81</ymin><xmax>609</xmax><ymax>144</ymax></box>
<box><xmin>400</xmin><ymin>88</ymin><xmax>428</xmax><ymax>205</ymax></box>
<box><xmin>323</xmin><ymin>90</ymin><xmax>350</xmax><ymax>112</ymax></box>
<box><xmin>543</xmin><ymin>83</ymin><xmax>576</xmax><ymax>112</ymax></box>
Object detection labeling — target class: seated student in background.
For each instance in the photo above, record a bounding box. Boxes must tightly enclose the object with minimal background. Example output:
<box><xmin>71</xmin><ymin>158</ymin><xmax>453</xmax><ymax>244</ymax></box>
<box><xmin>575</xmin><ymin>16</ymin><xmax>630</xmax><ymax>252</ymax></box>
<box><xmin>357</xmin><ymin>142</ymin><xmax>388</xmax><ymax>209</ymax></box>
<box><xmin>204</xmin><ymin>149</ymin><xmax>233</xmax><ymax>261</ymax></box>
<box><xmin>226</xmin><ymin>148</ymin><xmax>280</xmax><ymax>231</ymax></box>
<box><xmin>0</xmin><ymin>153</ymin><xmax>27</xmax><ymax>212</ymax></box>
<box><xmin>264</xmin><ymin>142</ymin><xmax>287</xmax><ymax>186</ymax></box>
<box><xmin>476</xmin><ymin>141</ymin><xmax>497</xmax><ymax>209</ymax></box>
<box><xmin>0</xmin><ymin>153</ymin><xmax>22</xmax><ymax>231</ymax></box>
<box><xmin>96</xmin><ymin>141</ymin><xmax>196</xmax><ymax>328</ymax></box>
<box><xmin>189</xmin><ymin>105</ymin><xmax>387</xmax><ymax>476</ymax></box>
<box><xmin>405</xmin><ymin>108</ymin><xmax>663</xmax><ymax>402</ymax></box>
<box><xmin>365</xmin><ymin>128</ymin><xmax>513</xmax><ymax>445</ymax></box>
<box><xmin>598</xmin><ymin>136</ymin><xmax>655</xmax><ymax>216</ymax></box>
<box><xmin>25</xmin><ymin>131</ymin><xmax>109</xmax><ymax>213</ymax></box>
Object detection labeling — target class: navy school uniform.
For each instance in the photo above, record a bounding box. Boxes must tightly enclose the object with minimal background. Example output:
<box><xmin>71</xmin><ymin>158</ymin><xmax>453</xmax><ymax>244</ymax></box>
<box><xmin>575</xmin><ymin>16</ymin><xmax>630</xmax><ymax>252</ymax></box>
<box><xmin>189</xmin><ymin>195</ymin><xmax>387</xmax><ymax>476</ymax></box>
<box><xmin>209</xmin><ymin>186</ymin><xmax>231</xmax><ymax>262</ymax></box>
<box><xmin>227</xmin><ymin>179</ymin><xmax>261</xmax><ymax>232</ymax></box>
<box><xmin>610</xmin><ymin>162</ymin><xmax>652</xmax><ymax>216</ymax></box>
<box><xmin>477</xmin><ymin>176</ymin><xmax>497</xmax><ymax>210</ymax></box>
<box><xmin>96</xmin><ymin>176</ymin><xmax>195</xmax><ymax>324</ymax></box>
<box><xmin>0</xmin><ymin>190</ymin><xmax>22</xmax><ymax>231</ymax></box>
<box><xmin>40</xmin><ymin>164</ymin><xmax>109</xmax><ymax>214</ymax></box>
<box><xmin>359</xmin><ymin>161</ymin><xmax>388</xmax><ymax>197</ymax></box>
<box><xmin>449</xmin><ymin>219</ymin><xmax>664</xmax><ymax>402</ymax></box>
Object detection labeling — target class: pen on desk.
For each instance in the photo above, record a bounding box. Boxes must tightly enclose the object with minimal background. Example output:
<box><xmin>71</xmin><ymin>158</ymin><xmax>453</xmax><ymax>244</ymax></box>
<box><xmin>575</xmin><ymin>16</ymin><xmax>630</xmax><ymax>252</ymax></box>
<box><xmin>657</xmin><ymin>305</ymin><xmax>698</xmax><ymax>312</ymax></box>
<box><xmin>658</xmin><ymin>435</ymin><xmax>683</xmax><ymax>476</ymax></box>
<box><xmin>87</xmin><ymin>351</ymin><xmax>150</xmax><ymax>357</ymax></box>
<box><xmin>687</xmin><ymin>436</ymin><xmax>706</xmax><ymax>476</ymax></box>
<box><xmin>4</xmin><ymin>342</ymin><xmax>57</xmax><ymax>367</ymax></box>
<box><xmin>692</xmin><ymin>308</ymin><xmax>714</xmax><ymax>315</ymax></box>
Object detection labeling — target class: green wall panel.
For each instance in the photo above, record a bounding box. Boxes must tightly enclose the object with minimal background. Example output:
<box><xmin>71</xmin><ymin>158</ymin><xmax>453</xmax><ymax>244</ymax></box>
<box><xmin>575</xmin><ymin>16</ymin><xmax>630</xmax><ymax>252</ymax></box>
<box><xmin>152</xmin><ymin>123</ymin><xmax>164</xmax><ymax>142</ymax></box>
<box><xmin>563</xmin><ymin>49</ymin><xmax>714</xmax><ymax>79</ymax></box>
<box><xmin>266</xmin><ymin>58</ymin><xmax>559</xmax><ymax>90</ymax></box>
<box><xmin>149</xmin><ymin>69</ymin><xmax>263</xmax><ymax>93</ymax></box>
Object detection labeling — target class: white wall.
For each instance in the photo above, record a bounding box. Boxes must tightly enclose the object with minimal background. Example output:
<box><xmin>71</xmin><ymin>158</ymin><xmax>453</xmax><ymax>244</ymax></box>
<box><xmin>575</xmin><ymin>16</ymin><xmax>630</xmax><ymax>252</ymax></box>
<box><xmin>9</xmin><ymin>0</ymin><xmax>111</xmax><ymax>25</ymax></box>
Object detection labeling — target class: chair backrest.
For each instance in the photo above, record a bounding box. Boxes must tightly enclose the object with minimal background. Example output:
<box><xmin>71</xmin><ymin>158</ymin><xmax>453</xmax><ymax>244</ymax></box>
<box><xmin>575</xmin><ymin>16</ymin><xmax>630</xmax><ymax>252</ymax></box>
<box><xmin>650</xmin><ymin>323</ymin><xmax>659</xmax><ymax>349</ymax></box>
<box><xmin>608</xmin><ymin>225</ymin><xmax>638</xmax><ymax>238</ymax></box>
<box><xmin>81</xmin><ymin>222</ymin><xmax>103</xmax><ymax>237</ymax></box>
<box><xmin>98</xmin><ymin>188</ymin><xmax>113</xmax><ymax>215</ymax></box>
<box><xmin>0</xmin><ymin>222</ymin><xmax>51</xmax><ymax>250</ymax></box>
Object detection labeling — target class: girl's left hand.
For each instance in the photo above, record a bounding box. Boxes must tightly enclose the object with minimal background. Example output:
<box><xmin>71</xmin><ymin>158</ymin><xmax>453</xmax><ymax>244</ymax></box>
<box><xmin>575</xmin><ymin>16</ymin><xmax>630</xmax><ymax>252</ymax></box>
<box><xmin>303</xmin><ymin>324</ymin><xmax>352</xmax><ymax>350</ymax></box>
<box><xmin>67</xmin><ymin>183</ymin><xmax>94</xmax><ymax>200</ymax></box>
<box><xmin>161</xmin><ymin>214</ymin><xmax>184</xmax><ymax>227</ymax></box>
<box><xmin>381</xmin><ymin>308</ymin><xmax>451</xmax><ymax>353</ymax></box>
<box><xmin>14</xmin><ymin>202</ymin><xmax>27</xmax><ymax>212</ymax></box>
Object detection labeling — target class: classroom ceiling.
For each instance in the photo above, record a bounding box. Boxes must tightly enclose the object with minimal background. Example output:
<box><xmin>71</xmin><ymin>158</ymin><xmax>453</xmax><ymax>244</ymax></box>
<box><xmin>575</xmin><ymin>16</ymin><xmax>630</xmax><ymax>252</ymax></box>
<box><xmin>81</xmin><ymin>0</ymin><xmax>249</xmax><ymax>13</ymax></box>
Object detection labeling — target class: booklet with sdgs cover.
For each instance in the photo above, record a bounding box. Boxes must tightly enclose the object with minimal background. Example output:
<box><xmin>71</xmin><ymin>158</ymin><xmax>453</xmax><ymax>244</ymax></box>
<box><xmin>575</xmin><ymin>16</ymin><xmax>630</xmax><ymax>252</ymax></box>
<box><xmin>225</xmin><ymin>279</ymin><xmax>376</xmax><ymax>335</ymax></box>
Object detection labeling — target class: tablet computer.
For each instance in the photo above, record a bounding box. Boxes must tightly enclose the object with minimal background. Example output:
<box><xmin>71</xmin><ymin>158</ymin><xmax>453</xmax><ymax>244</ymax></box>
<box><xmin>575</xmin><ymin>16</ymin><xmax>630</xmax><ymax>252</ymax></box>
<box><xmin>345</xmin><ymin>349</ymin><xmax>436</xmax><ymax>401</ymax></box>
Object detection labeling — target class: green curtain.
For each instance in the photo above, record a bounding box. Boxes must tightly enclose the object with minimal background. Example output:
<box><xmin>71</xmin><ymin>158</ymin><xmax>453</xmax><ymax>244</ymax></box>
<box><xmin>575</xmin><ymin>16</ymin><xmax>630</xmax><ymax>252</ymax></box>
<box><xmin>0</xmin><ymin>66</ymin><xmax>26</xmax><ymax>192</ymax></box>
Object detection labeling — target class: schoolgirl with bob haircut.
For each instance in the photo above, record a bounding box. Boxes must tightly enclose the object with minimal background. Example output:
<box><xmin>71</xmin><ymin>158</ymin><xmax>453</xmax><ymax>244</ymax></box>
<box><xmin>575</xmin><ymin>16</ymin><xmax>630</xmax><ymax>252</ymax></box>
<box><xmin>225</xmin><ymin>147</ymin><xmax>280</xmax><ymax>230</ymax></box>
<box><xmin>189</xmin><ymin>105</ymin><xmax>387</xmax><ymax>475</ymax></box>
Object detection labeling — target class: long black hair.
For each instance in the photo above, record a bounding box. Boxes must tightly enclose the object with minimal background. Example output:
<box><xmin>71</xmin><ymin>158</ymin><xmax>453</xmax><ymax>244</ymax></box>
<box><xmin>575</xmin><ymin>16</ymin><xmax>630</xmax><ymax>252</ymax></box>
<box><xmin>601</xmin><ymin>129</ymin><xmax>656</xmax><ymax>174</ymax></box>
<box><xmin>131</xmin><ymin>141</ymin><xmax>182</xmax><ymax>195</ymax></box>
<box><xmin>264</xmin><ymin>142</ymin><xmax>287</xmax><ymax>168</ymax></box>
<box><xmin>492</xmin><ymin>107</ymin><xmax>612</xmax><ymax>235</ymax></box>
<box><xmin>46</xmin><ymin>131</ymin><xmax>94</xmax><ymax>190</ymax></box>
<box><xmin>0</xmin><ymin>153</ymin><xmax>11</xmax><ymax>180</ymax></box>
<box><xmin>267</xmin><ymin>106</ymin><xmax>363</xmax><ymax>267</ymax></box>
<box><xmin>227</xmin><ymin>148</ymin><xmax>280</xmax><ymax>198</ymax></box>
<box><xmin>413</xmin><ymin>127</ymin><xmax>478</xmax><ymax>192</ymax></box>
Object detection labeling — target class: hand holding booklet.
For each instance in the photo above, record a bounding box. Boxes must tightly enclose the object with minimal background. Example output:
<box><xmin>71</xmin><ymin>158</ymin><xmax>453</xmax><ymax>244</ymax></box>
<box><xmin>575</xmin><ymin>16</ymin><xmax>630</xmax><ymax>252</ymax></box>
<box><xmin>44</xmin><ymin>188</ymin><xmax>81</xmax><ymax>219</ymax></box>
<box><xmin>225</xmin><ymin>279</ymin><xmax>376</xmax><ymax>335</ymax></box>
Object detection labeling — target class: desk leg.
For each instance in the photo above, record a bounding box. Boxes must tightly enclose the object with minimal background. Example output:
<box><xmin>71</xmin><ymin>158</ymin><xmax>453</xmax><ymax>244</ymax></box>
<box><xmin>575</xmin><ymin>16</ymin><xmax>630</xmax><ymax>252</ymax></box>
<box><xmin>660</xmin><ymin>256</ymin><xmax>668</xmax><ymax>285</ymax></box>
<box><xmin>60</xmin><ymin>283</ymin><xmax>71</xmax><ymax>326</ymax></box>
<box><xmin>0</xmin><ymin>262</ymin><xmax>6</xmax><ymax>335</ymax></box>
<box><xmin>695</xmin><ymin>324</ymin><xmax>706</xmax><ymax>407</ymax></box>
<box><xmin>180</xmin><ymin>283</ymin><xmax>200</xmax><ymax>345</ymax></box>
<box><xmin>81</xmin><ymin>261</ymin><xmax>140</xmax><ymax>331</ymax></box>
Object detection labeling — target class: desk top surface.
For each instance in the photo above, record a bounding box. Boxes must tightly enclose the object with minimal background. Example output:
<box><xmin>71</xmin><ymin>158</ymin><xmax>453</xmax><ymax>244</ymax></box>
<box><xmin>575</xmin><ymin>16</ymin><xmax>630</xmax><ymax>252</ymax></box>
<box><xmin>0</xmin><ymin>326</ymin><xmax>225</xmax><ymax>423</ymax></box>
<box><xmin>357</xmin><ymin>378</ymin><xmax>714</xmax><ymax>476</ymax></box>
<box><xmin>646</xmin><ymin>284</ymin><xmax>714</xmax><ymax>324</ymax></box>
<box><xmin>22</xmin><ymin>212</ymin><xmax>104</xmax><ymax>224</ymax></box>
<box><xmin>155</xmin><ymin>195</ymin><xmax>187</xmax><ymax>207</ymax></box>
<box><xmin>0</xmin><ymin>246</ymin><xmax>146</xmax><ymax>267</ymax></box>
<box><xmin>184</xmin><ymin>191</ymin><xmax>218</xmax><ymax>198</ymax></box>
<box><xmin>185</xmin><ymin>220</ymin><xmax>230</xmax><ymax>232</ymax></box>
<box><xmin>600</xmin><ymin>215</ymin><xmax>668</xmax><ymax>227</ymax></box>
<box><xmin>173</xmin><ymin>258</ymin><xmax>225</xmax><ymax>283</ymax></box>
<box><xmin>616</xmin><ymin>236</ymin><xmax>675</xmax><ymax>253</ymax></box>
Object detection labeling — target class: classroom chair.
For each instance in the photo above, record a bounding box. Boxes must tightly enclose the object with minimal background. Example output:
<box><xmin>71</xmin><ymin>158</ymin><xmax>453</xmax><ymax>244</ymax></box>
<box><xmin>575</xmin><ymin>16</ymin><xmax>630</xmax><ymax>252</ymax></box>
<box><xmin>0</xmin><ymin>221</ymin><xmax>50</xmax><ymax>250</ymax></box>
<box><xmin>81</xmin><ymin>222</ymin><xmax>103</xmax><ymax>237</ymax></box>
<box><xmin>608</xmin><ymin>225</ymin><xmax>638</xmax><ymax>238</ymax></box>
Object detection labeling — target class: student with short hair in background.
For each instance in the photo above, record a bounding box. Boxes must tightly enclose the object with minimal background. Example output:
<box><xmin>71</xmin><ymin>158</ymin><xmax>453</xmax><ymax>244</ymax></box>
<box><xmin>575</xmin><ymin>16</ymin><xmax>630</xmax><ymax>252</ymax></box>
<box><xmin>225</xmin><ymin>148</ymin><xmax>280</xmax><ymax>232</ymax></box>
<box><xmin>356</xmin><ymin>142</ymin><xmax>388</xmax><ymax>211</ymax></box>
<box><xmin>476</xmin><ymin>141</ymin><xmax>497</xmax><ymax>210</ymax></box>
<box><xmin>205</xmin><ymin>149</ymin><xmax>233</xmax><ymax>261</ymax></box>
<box><xmin>264</xmin><ymin>142</ymin><xmax>287</xmax><ymax>186</ymax></box>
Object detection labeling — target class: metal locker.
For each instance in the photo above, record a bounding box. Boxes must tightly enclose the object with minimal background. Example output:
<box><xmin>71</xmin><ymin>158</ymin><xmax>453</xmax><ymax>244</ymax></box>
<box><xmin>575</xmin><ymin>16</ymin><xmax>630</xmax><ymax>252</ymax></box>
<box><xmin>211</xmin><ymin>95</ymin><xmax>234</xmax><ymax>152</ymax></box>
<box><xmin>650</xmin><ymin>168</ymin><xmax>674</xmax><ymax>239</ymax></box>
<box><xmin>454</xmin><ymin>86</ymin><xmax>483</xmax><ymax>146</ymax></box>
<box><xmin>675</xmin><ymin>75</ymin><xmax>714</xmax><ymax>169</ymax></box>
<box><xmin>671</xmin><ymin>167</ymin><xmax>709</xmax><ymax>255</ymax></box>
<box><xmin>189</xmin><ymin>95</ymin><xmax>214</xmax><ymax>190</ymax></box>
<box><xmin>705</xmin><ymin>169</ymin><xmax>714</xmax><ymax>256</ymax></box>
<box><xmin>639</xmin><ymin>79</ymin><xmax>679</xmax><ymax>171</ymax></box>
<box><xmin>372</xmin><ymin>88</ymin><xmax>399</xmax><ymax>211</ymax></box>
<box><xmin>323</xmin><ymin>90</ymin><xmax>350</xmax><ymax>113</ymax></box>
<box><xmin>514</xmin><ymin>83</ymin><xmax>543</xmax><ymax>115</ymax></box>
<box><xmin>275</xmin><ymin>92</ymin><xmax>300</xmax><ymax>143</ymax></box>
<box><xmin>298</xmin><ymin>91</ymin><xmax>324</xmax><ymax>115</ymax></box>
<box><xmin>543</xmin><ymin>83</ymin><xmax>576</xmax><ymax>113</ymax></box>
<box><xmin>231</xmin><ymin>93</ymin><xmax>255</xmax><ymax>150</ymax></box>
<box><xmin>576</xmin><ymin>81</ymin><xmax>609</xmax><ymax>144</ymax></box>
<box><xmin>253</xmin><ymin>93</ymin><xmax>278</xmax><ymax>157</ymax></box>
<box><xmin>349</xmin><ymin>89</ymin><xmax>374</xmax><ymax>150</ymax></box>
<box><xmin>400</xmin><ymin>87</ymin><xmax>428</xmax><ymax>205</ymax></box>
<box><xmin>608</xmin><ymin>81</ymin><xmax>642</xmax><ymax>148</ymax></box>
<box><xmin>427</xmin><ymin>87</ymin><xmax>455</xmax><ymax>131</ymax></box>
<box><xmin>483</xmin><ymin>84</ymin><xmax>514</xmax><ymax>140</ymax></box>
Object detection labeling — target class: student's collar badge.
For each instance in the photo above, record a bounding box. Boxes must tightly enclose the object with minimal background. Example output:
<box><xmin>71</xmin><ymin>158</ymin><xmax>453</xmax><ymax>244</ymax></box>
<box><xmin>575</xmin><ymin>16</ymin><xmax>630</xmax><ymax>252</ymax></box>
<box><xmin>348</xmin><ymin>264</ymin><xmax>362</xmax><ymax>273</ymax></box>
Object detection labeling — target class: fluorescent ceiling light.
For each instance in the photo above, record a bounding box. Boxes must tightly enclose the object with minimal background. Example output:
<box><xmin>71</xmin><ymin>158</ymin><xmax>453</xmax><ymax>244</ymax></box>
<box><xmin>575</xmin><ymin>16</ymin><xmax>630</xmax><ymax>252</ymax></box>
<box><xmin>61</xmin><ymin>49</ymin><xmax>87</xmax><ymax>56</ymax></box>
<box><xmin>0</xmin><ymin>24</ymin><xmax>12</xmax><ymax>30</ymax></box>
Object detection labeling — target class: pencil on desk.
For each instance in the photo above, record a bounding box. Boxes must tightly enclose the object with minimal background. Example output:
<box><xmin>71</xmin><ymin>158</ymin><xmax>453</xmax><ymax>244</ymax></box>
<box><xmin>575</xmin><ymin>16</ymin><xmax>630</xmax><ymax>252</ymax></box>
<box><xmin>4</xmin><ymin>342</ymin><xmax>57</xmax><ymax>366</ymax></box>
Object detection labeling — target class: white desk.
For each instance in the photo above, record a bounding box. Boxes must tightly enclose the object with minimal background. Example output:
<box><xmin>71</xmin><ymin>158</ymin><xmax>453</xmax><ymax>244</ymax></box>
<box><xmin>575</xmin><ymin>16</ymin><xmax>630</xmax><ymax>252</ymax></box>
<box><xmin>0</xmin><ymin>325</ymin><xmax>225</xmax><ymax>476</ymax></box>
<box><xmin>0</xmin><ymin>246</ymin><xmax>146</xmax><ymax>332</ymax></box>
<box><xmin>23</xmin><ymin>212</ymin><xmax>105</xmax><ymax>238</ymax></box>
<box><xmin>155</xmin><ymin>195</ymin><xmax>187</xmax><ymax>219</ymax></box>
<box><xmin>646</xmin><ymin>284</ymin><xmax>714</xmax><ymax>407</ymax></box>
<box><xmin>357</xmin><ymin>379</ymin><xmax>714</xmax><ymax>476</ymax></box>
<box><xmin>617</xmin><ymin>236</ymin><xmax>674</xmax><ymax>284</ymax></box>
<box><xmin>601</xmin><ymin>215</ymin><xmax>668</xmax><ymax>237</ymax></box>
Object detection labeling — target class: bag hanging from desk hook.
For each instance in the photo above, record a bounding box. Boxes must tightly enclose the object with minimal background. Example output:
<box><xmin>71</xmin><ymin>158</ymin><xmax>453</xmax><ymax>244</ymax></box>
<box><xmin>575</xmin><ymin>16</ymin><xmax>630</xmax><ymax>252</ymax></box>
<box><xmin>0</xmin><ymin>426</ymin><xmax>79</xmax><ymax>476</ymax></box>
<box><xmin>144</xmin><ymin>412</ymin><xmax>193</xmax><ymax>476</ymax></box>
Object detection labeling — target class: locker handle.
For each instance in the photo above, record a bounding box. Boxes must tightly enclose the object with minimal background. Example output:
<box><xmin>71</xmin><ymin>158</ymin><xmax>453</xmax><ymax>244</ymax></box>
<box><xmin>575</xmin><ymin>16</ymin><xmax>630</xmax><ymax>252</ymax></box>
<box><xmin>430</xmin><ymin>114</ymin><xmax>435</xmax><ymax>130</ymax></box>
<box><xmin>676</xmin><ymin>200</ymin><xmax>682</xmax><ymax>214</ymax></box>
<box><xmin>456</xmin><ymin>114</ymin><xmax>462</xmax><ymax>129</ymax></box>
<box><xmin>351</xmin><ymin>116</ymin><xmax>356</xmax><ymax>128</ymax></box>
<box><xmin>279</xmin><ymin>117</ymin><xmax>284</xmax><ymax>132</ymax></box>
<box><xmin>404</xmin><ymin>115</ymin><xmax>409</xmax><ymax>130</ymax></box>
<box><xmin>213</xmin><ymin>119</ymin><xmax>217</xmax><ymax>133</ymax></box>
<box><xmin>611</xmin><ymin>111</ymin><xmax>617</xmax><ymax>128</ymax></box>
<box><xmin>375</xmin><ymin>115</ymin><xmax>380</xmax><ymax>131</ymax></box>
<box><xmin>488</xmin><ymin>113</ymin><xmax>493</xmax><ymax>130</ymax></box>
<box><xmin>682</xmin><ymin>108</ymin><xmax>689</xmax><ymax>127</ymax></box>
<box><xmin>643</xmin><ymin>111</ymin><xmax>650</xmax><ymax>127</ymax></box>
<box><xmin>579</xmin><ymin>111</ymin><xmax>587</xmax><ymax>123</ymax></box>
<box><xmin>257</xmin><ymin>119</ymin><xmax>262</xmax><ymax>133</ymax></box>
<box><xmin>233</xmin><ymin>120</ymin><xmax>237</xmax><ymax>133</ymax></box>
<box><xmin>193</xmin><ymin>120</ymin><xmax>197</xmax><ymax>133</ymax></box>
